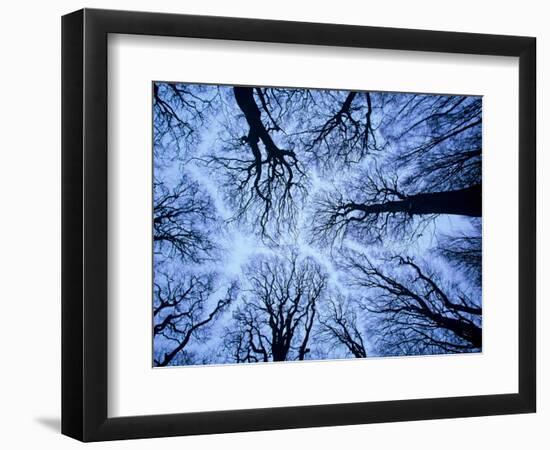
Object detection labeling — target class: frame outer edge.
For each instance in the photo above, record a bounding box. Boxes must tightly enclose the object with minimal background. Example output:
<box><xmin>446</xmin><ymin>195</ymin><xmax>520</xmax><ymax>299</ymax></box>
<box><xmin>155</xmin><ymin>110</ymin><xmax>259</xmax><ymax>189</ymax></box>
<box><xmin>82</xmin><ymin>8</ymin><xmax>110</xmax><ymax>441</ymax></box>
<box><xmin>61</xmin><ymin>9</ymin><xmax>85</xmax><ymax>441</ymax></box>
<box><xmin>61</xmin><ymin>8</ymin><xmax>537</xmax><ymax>442</ymax></box>
<box><xmin>518</xmin><ymin>37</ymin><xmax>536</xmax><ymax>412</ymax></box>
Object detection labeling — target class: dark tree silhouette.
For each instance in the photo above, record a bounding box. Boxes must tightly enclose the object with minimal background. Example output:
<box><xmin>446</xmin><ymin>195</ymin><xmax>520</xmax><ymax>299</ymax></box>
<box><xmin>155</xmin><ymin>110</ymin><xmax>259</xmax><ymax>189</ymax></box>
<box><xmin>312</xmin><ymin>94</ymin><xmax>481</xmax><ymax>244</ymax></box>
<box><xmin>295</xmin><ymin>90</ymin><xmax>379</xmax><ymax>168</ymax></box>
<box><xmin>153</xmin><ymin>273</ymin><xmax>236</xmax><ymax>367</ymax></box>
<box><xmin>153</xmin><ymin>177</ymin><xmax>216</xmax><ymax>263</ymax></box>
<box><xmin>207</xmin><ymin>87</ymin><xmax>306</xmax><ymax>236</ymax></box>
<box><xmin>386</xmin><ymin>94</ymin><xmax>482</xmax><ymax>191</ymax></box>
<box><xmin>224</xmin><ymin>252</ymin><xmax>327</xmax><ymax>363</ymax></box>
<box><xmin>342</xmin><ymin>251</ymin><xmax>481</xmax><ymax>355</ymax></box>
<box><xmin>436</xmin><ymin>219</ymin><xmax>482</xmax><ymax>287</ymax></box>
<box><xmin>153</xmin><ymin>82</ymin><xmax>219</xmax><ymax>155</ymax></box>
<box><xmin>318</xmin><ymin>296</ymin><xmax>368</xmax><ymax>358</ymax></box>
<box><xmin>313</xmin><ymin>167</ymin><xmax>480</xmax><ymax>244</ymax></box>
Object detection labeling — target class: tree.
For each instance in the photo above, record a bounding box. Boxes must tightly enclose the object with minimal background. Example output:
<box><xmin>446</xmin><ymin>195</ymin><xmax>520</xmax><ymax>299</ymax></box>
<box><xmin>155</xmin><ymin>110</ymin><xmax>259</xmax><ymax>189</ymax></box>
<box><xmin>318</xmin><ymin>295</ymin><xmax>368</xmax><ymax>358</ymax></box>
<box><xmin>311</xmin><ymin>94</ymin><xmax>482</xmax><ymax>244</ymax></box>
<box><xmin>224</xmin><ymin>252</ymin><xmax>327</xmax><ymax>362</ymax></box>
<box><xmin>436</xmin><ymin>219</ymin><xmax>482</xmax><ymax>287</ymax></box>
<box><xmin>295</xmin><ymin>90</ymin><xmax>379</xmax><ymax>169</ymax></box>
<box><xmin>385</xmin><ymin>94</ymin><xmax>482</xmax><ymax>191</ymax></box>
<box><xmin>153</xmin><ymin>82</ymin><xmax>219</xmax><ymax>156</ymax></box>
<box><xmin>153</xmin><ymin>272</ymin><xmax>236</xmax><ymax>367</ymax></box>
<box><xmin>341</xmin><ymin>251</ymin><xmax>481</xmax><ymax>355</ymax></box>
<box><xmin>207</xmin><ymin>87</ymin><xmax>307</xmax><ymax>237</ymax></box>
<box><xmin>153</xmin><ymin>176</ymin><xmax>216</xmax><ymax>263</ymax></box>
<box><xmin>313</xmin><ymin>165</ymin><xmax>480</xmax><ymax>244</ymax></box>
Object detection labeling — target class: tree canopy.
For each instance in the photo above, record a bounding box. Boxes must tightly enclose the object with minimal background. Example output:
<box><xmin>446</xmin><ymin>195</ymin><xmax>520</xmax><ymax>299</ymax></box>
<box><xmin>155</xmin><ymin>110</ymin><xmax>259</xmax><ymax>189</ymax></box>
<box><xmin>152</xmin><ymin>82</ymin><xmax>482</xmax><ymax>366</ymax></box>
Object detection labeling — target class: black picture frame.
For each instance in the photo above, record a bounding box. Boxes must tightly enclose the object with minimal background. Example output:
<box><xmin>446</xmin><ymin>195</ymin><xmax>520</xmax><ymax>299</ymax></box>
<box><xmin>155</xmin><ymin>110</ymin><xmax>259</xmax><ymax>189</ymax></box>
<box><xmin>62</xmin><ymin>8</ymin><xmax>536</xmax><ymax>442</ymax></box>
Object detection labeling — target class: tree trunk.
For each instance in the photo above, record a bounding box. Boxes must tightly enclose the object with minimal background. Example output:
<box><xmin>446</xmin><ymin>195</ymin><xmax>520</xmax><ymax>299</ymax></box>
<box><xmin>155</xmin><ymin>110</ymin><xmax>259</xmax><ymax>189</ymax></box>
<box><xmin>351</xmin><ymin>184</ymin><xmax>481</xmax><ymax>217</ymax></box>
<box><xmin>439</xmin><ymin>316</ymin><xmax>482</xmax><ymax>348</ymax></box>
<box><xmin>234</xmin><ymin>87</ymin><xmax>278</xmax><ymax>154</ymax></box>
<box><xmin>271</xmin><ymin>344</ymin><xmax>287</xmax><ymax>362</ymax></box>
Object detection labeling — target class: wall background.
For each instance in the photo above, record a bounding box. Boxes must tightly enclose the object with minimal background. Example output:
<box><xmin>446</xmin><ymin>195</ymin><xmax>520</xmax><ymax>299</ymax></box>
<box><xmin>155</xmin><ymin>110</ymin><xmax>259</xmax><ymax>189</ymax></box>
<box><xmin>0</xmin><ymin>0</ymin><xmax>546</xmax><ymax>448</ymax></box>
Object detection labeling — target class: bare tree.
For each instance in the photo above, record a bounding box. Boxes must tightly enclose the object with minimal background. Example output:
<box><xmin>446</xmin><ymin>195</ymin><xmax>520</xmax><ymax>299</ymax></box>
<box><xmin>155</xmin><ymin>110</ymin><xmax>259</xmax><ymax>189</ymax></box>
<box><xmin>386</xmin><ymin>94</ymin><xmax>482</xmax><ymax>191</ymax></box>
<box><xmin>310</xmin><ymin>93</ymin><xmax>481</xmax><ymax>245</ymax></box>
<box><xmin>436</xmin><ymin>219</ymin><xmax>482</xmax><ymax>287</ymax></box>
<box><xmin>318</xmin><ymin>295</ymin><xmax>368</xmax><ymax>358</ymax></box>
<box><xmin>295</xmin><ymin>90</ymin><xmax>379</xmax><ymax>169</ymax></box>
<box><xmin>342</xmin><ymin>251</ymin><xmax>481</xmax><ymax>355</ymax></box>
<box><xmin>153</xmin><ymin>82</ymin><xmax>219</xmax><ymax>156</ymax></box>
<box><xmin>312</xmin><ymin>165</ymin><xmax>480</xmax><ymax>245</ymax></box>
<box><xmin>224</xmin><ymin>252</ymin><xmax>327</xmax><ymax>363</ymax></box>
<box><xmin>153</xmin><ymin>273</ymin><xmax>237</xmax><ymax>367</ymax></box>
<box><xmin>207</xmin><ymin>87</ymin><xmax>307</xmax><ymax>236</ymax></box>
<box><xmin>153</xmin><ymin>177</ymin><xmax>216</xmax><ymax>263</ymax></box>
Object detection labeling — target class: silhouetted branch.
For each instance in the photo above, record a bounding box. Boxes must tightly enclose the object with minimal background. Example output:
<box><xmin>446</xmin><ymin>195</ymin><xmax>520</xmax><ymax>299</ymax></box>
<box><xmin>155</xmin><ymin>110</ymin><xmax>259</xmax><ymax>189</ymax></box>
<box><xmin>318</xmin><ymin>296</ymin><xmax>367</xmax><ymax>358</ymax></box>
<box><xmin>154</xmin><ymin>274</ymin><xmax>237</xmax><ymax>367</ymax></box>
<box><xmin>207</xmin><ymin>87</ymin><xmax>306</xmax><ymax>237</ymax></box>
<box><xmin>342</xmin><ymin>251</ymin><xmax>481</xmax><ymax>355</ymax></box>
<box><xmin>153</xmin><ymin>177</ymin><xmax>216</xmax><ymax>262</ymax></box>
<box><xmin>436</xmin><ymin>220</ymin><xmax>482</xmax><ymax>287</ymax></box>
<box><xmin>224</xmin><ymin>251</ymin><xmax>327</xmax><ymax>363</ymax></box>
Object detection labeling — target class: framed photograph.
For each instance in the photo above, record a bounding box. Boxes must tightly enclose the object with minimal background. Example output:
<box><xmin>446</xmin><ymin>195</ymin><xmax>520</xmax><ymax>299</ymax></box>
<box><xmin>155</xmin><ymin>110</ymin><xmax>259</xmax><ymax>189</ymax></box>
<box><xmin>61</xmin><ymin>8</ymin><xmax>536</xmax><ymax>442</ymax></box>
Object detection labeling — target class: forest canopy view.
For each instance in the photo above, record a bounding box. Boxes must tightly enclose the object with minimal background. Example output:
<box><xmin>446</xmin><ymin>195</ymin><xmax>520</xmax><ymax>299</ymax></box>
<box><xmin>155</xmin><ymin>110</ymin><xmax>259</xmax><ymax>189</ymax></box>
<box><xmin>152</xmin><ymin>82</ymin><xmax>482</xmax><ymax>367</ymax></box>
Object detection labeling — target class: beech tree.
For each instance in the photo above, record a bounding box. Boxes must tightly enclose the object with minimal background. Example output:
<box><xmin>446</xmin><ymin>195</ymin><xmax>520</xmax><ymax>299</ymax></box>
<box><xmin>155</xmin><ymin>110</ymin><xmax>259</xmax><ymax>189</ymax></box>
<box><xmin>313</xmin><ymin>166</ymin><xmax>481</xmax><ymax>244</ymax></box>
<box><xmin>207</xmin><ymin>87</ymin><xmax>307</xmax><ymax>236</ymax></box>
<box><xmin>295</xmin><ymin>90</ymin><xmax>380</xmax><ymax>169</ymax></box>
<box><xmin>318</xmin><ymin>295</ymin><xmax>368</xmax><ymax>358</ymax></box>
<box><xmin>436</xmin><ymin>220</ymin><xmax>482</xmax><ymax>287</ymax></box>
<box><xmin>153</xmin><ymin>273</ymin><xmax>237</xmax><ymax>367</ymax></box>
<box><xmin>342</xmin><ymin>251</ymin><xmax>481</xmax><ymax>355</ymax></box>
<box><xmin>224</xmin><ymin>252</ymin><xmax>327</xmax><ymax>363</ymax></box>
<box><xmin>312</xmin><ymin>94</ymin><xmax>482</xmax><ymax>244</ymax></box>
<box><xmin>386</xmin><ymin>94</ymin><xmax>482</xmax><ymax>191</ymax></box>
<box><xmin>153</xmin><ymin>176</ymin><xmax>216</xmax><ymax>263</ymax></box>
<box><xmin>153</xmin><ymin>82</ymin><xmax>219</xmax><ymax>155</ymax></box>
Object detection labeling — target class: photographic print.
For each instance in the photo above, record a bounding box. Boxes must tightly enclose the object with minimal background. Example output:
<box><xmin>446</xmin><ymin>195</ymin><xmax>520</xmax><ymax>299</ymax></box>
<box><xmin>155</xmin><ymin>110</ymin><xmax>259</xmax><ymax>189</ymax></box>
<box><xmin>152</xmin><ymin>82</ymin><xmax>482</xmax><ymax>367</ymax></box>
